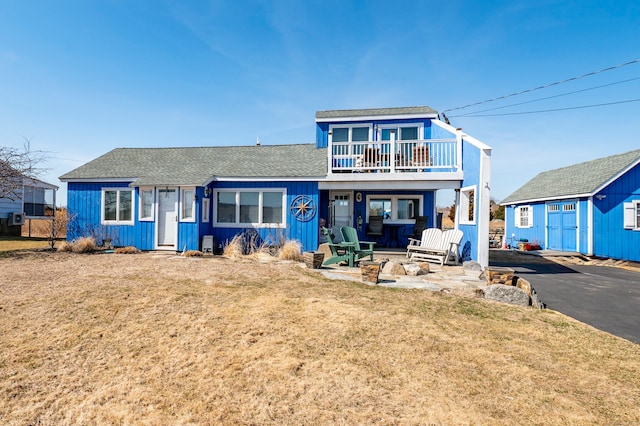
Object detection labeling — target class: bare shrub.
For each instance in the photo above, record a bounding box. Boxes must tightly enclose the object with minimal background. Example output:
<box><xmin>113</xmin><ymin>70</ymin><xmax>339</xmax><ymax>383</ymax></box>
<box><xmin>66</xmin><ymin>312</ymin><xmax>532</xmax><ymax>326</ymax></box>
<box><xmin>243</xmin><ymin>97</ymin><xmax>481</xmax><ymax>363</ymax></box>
<box><xmin>71</xmin><ymin>237</ymin><xmax>97</xmax><ymax>253</ymax></box>
<box><xmin>223</xmin><ymin>234</ymin><xmax>244</xmax><ymax>258</ymax></box>
<box><xmin>278</xmin><ymin>240</ymin><xmax>301</xmax><ymax>261</ymax></box>
<box><xmin>114</xmin><ymin>246</ymin><xmax>138</xmax><ymax>254</ymax></box>
<box><xmin>56</xmin><ymin>241</ymin><xmax>73</xmax><ymax>252</ymax></box>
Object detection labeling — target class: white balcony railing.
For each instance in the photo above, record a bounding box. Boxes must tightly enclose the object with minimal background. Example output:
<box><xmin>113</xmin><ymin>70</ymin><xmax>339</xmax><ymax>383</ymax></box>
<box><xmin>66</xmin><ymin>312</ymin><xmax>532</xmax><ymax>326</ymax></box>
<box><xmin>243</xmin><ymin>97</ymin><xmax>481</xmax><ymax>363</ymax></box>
<box><xmin>330</xmin><ymin>139</ymin><xmax>458</xmax><ymax>173</ymax></box>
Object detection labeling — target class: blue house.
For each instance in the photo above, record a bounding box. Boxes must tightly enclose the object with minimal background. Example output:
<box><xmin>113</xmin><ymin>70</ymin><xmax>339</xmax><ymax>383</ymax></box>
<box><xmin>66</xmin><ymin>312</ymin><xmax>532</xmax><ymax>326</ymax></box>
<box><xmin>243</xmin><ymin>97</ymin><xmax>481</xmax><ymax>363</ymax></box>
<box><xmin>60</xmin><ymin>106</ymin><xmax>492</xmax><ymax>266</ymax></box>
<box><xmin>501</xmin><ymin>149</ymin><xmax>640</xmax><ymax>261</ymax></box>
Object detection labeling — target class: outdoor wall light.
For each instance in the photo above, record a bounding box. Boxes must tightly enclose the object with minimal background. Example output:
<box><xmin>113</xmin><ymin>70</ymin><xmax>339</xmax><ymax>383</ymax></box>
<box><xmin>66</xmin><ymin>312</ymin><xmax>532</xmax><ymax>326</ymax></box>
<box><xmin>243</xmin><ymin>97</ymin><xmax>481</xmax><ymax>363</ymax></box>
<box><xmin>595</xmin><ymin>195</ymin><xmax>606</xmax><ymax>200</ymax></box>
<box><xmin>204</xmin><ymin>187</ymin><xmax>211</xmax><ymax>197</ymax></box>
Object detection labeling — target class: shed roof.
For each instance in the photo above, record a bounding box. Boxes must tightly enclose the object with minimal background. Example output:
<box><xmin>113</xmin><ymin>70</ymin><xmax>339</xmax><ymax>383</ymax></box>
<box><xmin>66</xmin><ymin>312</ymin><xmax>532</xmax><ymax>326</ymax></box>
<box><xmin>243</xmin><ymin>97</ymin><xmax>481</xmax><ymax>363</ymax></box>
<box><xmin>316</xmin><ymin>106</ymin><xmax>438</xmax><ymax>121</ymax></box>
<box><xmin>501</xmin><ymin>149</ymin><xmax>640</xmax><ymax>204</ymax></box>
<box><xmin>59</xmin><ymin>144</ymin><xmax>327</xmax><ymax>186</ymax></box>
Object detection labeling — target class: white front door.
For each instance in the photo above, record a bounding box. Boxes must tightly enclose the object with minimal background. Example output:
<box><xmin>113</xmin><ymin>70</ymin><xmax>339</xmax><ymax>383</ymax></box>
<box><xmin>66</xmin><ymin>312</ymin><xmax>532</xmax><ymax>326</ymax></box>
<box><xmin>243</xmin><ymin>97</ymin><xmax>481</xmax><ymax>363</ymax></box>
<box><xmin>157</xmin><ymin>188</ymin><xmax>177</xmax><ymax>249</ymax></box>
<box><xmin>329</xmin><ymin>191</ymin><xmax>352</xmax><ymax>242</ymax></box>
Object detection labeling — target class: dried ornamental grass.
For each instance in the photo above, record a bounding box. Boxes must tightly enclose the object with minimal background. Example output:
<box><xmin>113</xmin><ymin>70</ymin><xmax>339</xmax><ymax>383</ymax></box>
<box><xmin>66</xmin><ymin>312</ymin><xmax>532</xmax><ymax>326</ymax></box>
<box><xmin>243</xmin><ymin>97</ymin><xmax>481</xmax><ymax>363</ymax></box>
<box><xmin>56</xmin><ymin>237</ymin><xmax>97</xmax><ymax>253</ymax></box>
<box><xmin>114</xmin><ymin>246</ymin><xmax>139</xmax><ymax>254</ymax></box>
<box><xmin>278</xmin><ymin>240</ymin><xmax>301</xmax><ymax>261</ymax></box>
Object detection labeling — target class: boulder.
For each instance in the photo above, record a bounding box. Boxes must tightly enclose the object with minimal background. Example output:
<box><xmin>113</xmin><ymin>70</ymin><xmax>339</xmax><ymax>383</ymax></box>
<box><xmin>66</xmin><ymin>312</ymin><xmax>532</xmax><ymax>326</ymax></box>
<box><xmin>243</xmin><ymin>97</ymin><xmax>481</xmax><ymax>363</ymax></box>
<box><xmin>403</xmin><ymin>263</ymin><xmax>428</xmax><ymax>276</ymax></box>
<box><xmin>381</xmin><ymin>260</ymin><xmax>407</xmax><ymax>275</ymax></box>
<box><xmin>483</xmin><ymin>284</ymin><xmax>530</xmax><ymax>307</ymax></box>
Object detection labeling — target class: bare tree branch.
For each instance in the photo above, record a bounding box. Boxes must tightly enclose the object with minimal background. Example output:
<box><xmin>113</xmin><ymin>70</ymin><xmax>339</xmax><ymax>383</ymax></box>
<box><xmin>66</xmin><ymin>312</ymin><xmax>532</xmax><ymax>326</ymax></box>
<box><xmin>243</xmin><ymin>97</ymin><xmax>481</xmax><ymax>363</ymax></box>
<box><xmin>0</xmin><ymin>137</ymin><xmax>48</xmax><ymax>200</ymax></box>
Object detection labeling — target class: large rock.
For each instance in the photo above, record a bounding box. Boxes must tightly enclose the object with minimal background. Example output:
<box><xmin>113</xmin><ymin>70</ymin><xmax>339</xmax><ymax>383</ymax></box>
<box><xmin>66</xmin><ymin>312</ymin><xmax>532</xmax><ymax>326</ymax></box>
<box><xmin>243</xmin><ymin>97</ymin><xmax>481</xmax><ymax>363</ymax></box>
<box><xmin>483</xmin><ymin>284</ymin><xmax>530</xmax><ymax>307</ymax></box>
<box><xmin>403</xmin><ymin>263</ymin><xmax>428</xmax><ymax>276</ymax></box>
<box><xmin>381</xmin><ymin>260</ymin><xmax>407</xmax><ymax>275</ymax></box>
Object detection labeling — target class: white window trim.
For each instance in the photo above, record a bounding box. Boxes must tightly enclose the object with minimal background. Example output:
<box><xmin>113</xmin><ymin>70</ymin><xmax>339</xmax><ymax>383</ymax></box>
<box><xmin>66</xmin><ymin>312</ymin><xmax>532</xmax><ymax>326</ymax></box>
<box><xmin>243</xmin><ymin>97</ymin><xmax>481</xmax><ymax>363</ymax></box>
<box><xmin>365</xmin><ymin>194</ymin><xmax>423</xmax><ymax>224</ymax></box>
<box><xmin>180</xmin><ymin>187</ymin><xmax>196</xmax><ymax>222</ymax></box>
<box><xmin>101</xmin><ymin>187</ymin><xmax>135</xmax><ymax>225</ymax></box>
<box><xmin>202</xmin><ymin>197</ymin><xmax>210</xmax><ymax>223</ymax></box>
<box><xmin>515</xmin><ymin>205</ymin><xmax>533</xmax><ymax>228</ymax></box>
<box><xmin>138</xmin><ymin>187</ymin><xmax>155</xmax><ymax>222</ymax></box>
<box><xmin>213</xmin><ymin>188</ymin><xmax>287</xmax><ymax>228</ymax></box>
<box><xmin>623</xmin><ymin>201</ymin><xmax>640</xmax><ymax>230</ymax></box>
<box><xmin>328</xmin><ymin>124</ymin><xmax>373</xmax><ymax>143</ymax></box>
<box><xmin>376</xmin><ymin>123</ymin><xmax>424</xmax><ymax>141</ymax></box>
<box><xmin>459</xmin><ymin>185</ymin><xmax>476</xmax><ymax>225</ymax></box>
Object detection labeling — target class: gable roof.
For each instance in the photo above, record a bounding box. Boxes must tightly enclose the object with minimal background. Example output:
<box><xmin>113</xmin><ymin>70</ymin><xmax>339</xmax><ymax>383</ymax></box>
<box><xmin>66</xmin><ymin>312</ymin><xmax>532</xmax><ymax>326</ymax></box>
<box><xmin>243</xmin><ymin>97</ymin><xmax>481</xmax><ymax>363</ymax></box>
<box><xmin>501</xmin><ymin>149</ymin><xmax>640</xmax><ymax>204</ymax></box>
<box><xmin>316</xmin><ymin>106</ymin><xmax>438</xmax><ymax>122</ymax></box>
<box><xmin>59</xmin><ymin>143</ymin><xmax>327</xmax><ymax>186</ymax></box>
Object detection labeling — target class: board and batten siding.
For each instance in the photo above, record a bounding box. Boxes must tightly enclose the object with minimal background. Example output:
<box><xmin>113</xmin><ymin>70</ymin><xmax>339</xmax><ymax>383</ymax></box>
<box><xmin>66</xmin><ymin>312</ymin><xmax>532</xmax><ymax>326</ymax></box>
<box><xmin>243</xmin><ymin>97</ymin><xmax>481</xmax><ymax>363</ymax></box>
<box><xmin>315</xmin><ymin>118</ymin><xmax>433</xmax><ymax>149</ymax></box>
<box><xmin>210</xmin><ymin>181</ymin><xmax>319</xmax><ymax>253</ymax></box>
<box><xmin>592</xmin><ymin>163</ymin><xmax>640</xmax><ymax>261</ymax></box>
<box><xmin>504</xmin><ymin>202</ymin><xmax>547</xmax><ymax>248</ymax></box>
<box><xmin>67</xmin><ymin>182</ymin><xmax>162</xmax><ymax>250</ymax></box>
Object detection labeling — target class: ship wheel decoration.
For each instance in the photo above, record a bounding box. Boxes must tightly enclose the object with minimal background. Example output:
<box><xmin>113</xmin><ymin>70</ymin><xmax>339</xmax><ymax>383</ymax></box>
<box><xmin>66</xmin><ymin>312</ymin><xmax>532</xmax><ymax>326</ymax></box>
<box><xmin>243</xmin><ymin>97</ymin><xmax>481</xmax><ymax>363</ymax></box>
<box><xmin>290</xmin><ymin>195</ymin><xmax>317</xmax><ymax>222</ymax></box>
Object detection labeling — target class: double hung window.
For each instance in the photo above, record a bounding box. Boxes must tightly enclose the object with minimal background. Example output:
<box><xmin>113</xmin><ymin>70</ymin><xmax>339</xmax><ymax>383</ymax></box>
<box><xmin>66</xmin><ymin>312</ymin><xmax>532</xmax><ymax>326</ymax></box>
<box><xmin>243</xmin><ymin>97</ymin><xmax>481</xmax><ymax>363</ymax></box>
<box><xmin>515</xmin><ymin>205</ymin><xmax>533</xmax><ymax>228</ymax></box>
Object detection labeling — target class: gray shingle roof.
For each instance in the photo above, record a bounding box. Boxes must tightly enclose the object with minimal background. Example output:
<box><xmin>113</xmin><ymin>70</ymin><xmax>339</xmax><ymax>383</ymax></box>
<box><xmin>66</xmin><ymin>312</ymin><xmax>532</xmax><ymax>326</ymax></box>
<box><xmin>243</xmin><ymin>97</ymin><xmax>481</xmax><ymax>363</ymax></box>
<box><xmin>60</xmin><ymin>144</ymin><xmax>327</xmax><ymax>186</ymax></box>
<box><xmin>501</xmin><ymin>149</ymin><xmax>640</xmax><ymax>204</ymax></box>
<box><xmin>316</xmin><ymin>106</ymin><xmax>438</xmax><ymax>120</ymax></box>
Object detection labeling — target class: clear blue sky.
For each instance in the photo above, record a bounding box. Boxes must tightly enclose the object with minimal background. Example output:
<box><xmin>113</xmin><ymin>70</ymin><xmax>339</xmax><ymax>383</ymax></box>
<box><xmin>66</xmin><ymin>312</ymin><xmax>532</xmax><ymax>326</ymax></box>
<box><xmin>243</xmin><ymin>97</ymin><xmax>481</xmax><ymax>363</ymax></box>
<box><xmin>2</xmin><ymin>0</ymin><xmax>639</xmax><ymax>207</ymax></box>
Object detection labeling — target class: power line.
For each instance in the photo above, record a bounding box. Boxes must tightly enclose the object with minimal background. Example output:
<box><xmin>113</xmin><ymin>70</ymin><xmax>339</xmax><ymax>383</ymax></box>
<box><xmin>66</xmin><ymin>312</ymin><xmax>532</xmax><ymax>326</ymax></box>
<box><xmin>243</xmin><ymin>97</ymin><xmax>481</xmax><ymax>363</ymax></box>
<box><xmin>451</xmin><ymin>77</ymin><xmax>640</xmax><ymax>117</ymax></box>
<box><xmin>455</xmin><ymin>98</ymin><xmax>640</xmax><ymax>117</ymax></box>
<box><xmin>441</xmin><ymin>58</ymin><xmax>640</xmax><ymax>114</ymax></box>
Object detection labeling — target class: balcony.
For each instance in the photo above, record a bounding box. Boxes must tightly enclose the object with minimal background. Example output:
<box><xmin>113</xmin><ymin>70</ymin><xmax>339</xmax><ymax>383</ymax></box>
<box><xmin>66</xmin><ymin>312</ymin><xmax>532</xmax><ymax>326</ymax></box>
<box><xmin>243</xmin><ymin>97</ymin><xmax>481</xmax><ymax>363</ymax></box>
<box><xmin>329</xmin><ymin>138</ymin><xmax>459</xmax><ymax>174</ymax></box>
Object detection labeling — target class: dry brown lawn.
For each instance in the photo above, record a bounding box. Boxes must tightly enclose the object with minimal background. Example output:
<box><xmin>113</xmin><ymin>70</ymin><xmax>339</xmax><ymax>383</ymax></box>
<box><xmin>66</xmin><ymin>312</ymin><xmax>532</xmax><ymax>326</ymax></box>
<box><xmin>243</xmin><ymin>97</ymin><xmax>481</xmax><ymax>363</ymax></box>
<box><xmin>1</xmin><ymin>250</ymin><xmax>639</xmax><ymax>425</ymax></box>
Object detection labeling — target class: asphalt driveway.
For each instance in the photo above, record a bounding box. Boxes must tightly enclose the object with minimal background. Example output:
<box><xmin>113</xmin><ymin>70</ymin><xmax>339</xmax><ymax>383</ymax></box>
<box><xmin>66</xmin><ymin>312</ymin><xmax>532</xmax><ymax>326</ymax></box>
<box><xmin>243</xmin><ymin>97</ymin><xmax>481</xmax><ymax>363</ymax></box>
<box><xmin>489</xmin><ymin>250</ymin><xmax>640</xmax><ymax>345</ymax></box>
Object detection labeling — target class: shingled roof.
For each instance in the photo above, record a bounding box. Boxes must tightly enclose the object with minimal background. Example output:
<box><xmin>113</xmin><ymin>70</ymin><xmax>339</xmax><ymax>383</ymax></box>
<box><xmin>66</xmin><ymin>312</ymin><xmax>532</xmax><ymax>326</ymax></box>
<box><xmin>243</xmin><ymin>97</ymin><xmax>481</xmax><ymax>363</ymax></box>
<box><xmin>316</xmin><ymin>106</ymin><xmax>438</xmax><ymax>121</ymax></box>
<box><xmin>60</xmin><ymin>144</ymin><xmax>327</xmax><ymax>186</ymax></box>
<box><xmin>501</xmin><ymin>149</ymin><xmax>640</xmax><ymax>204</ymax></box>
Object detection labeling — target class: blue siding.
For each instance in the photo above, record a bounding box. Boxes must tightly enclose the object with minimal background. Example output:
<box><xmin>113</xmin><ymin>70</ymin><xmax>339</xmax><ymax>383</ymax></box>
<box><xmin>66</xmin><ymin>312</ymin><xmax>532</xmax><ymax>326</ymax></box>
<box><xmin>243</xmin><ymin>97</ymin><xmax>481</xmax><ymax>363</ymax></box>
<box><xmin>593</xmin><ymin>163</ymin><xmax>640</xmax><ymax>261</ymax></box>
<box><xmin>430</xmin><ymin>123</ymin><xmax>456</xmax><ymax>139</ymax></box>
<box><xmin>315</xmin><ymin>118</ymin><xmax>433</xmax><ymax>147</ymax></box>
<box><xmin>67</xmin><ymin>182</ymin><xmax>152</xmax><ymax>248</ymax></box>
<box><xmin>504</xmin><ymin>203</ymin><xmax>546</xmax><ymax>249</ymax></box>
<box><xmin>211</xmin><ymin>181</ymin><xmax>319</xmax><ymax>253</ymax></box>
<box><xmin>458</xmin><ymin>138</ymin><xmax>482</xmax><ymax>262</ymax></box>
<box><xmin>316</xmin><ymin>123</ymin><xmax>329</xmax><ymax>148</ymax></box>
<box><xmin>578</xmin><ymin>199</ymin><xmax>589</xmax><ymax>254</ymax></box>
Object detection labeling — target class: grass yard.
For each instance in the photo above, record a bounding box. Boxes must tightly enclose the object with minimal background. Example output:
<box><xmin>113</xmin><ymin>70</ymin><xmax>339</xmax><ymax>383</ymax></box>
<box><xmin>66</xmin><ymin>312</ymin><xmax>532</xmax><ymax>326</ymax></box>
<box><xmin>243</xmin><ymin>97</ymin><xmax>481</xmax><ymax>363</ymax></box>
<box><xmin>0</xmin><ymin>236</ymin><xmax>54</xmax><ymax>252</ymax></box>
<box><xmin>1</xmin><ymin>250</ymin><xmax>639</xmax><ymax>424</ymax></box>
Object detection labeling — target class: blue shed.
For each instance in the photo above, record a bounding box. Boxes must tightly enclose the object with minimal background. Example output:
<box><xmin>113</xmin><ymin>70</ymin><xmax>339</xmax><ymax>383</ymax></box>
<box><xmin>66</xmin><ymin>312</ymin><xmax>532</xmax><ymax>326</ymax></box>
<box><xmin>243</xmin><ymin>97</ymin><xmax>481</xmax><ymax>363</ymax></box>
<box><xmin>501</xmin><ymin>149</ymin><xmax>640</xmax><ymax>261</ymax></box>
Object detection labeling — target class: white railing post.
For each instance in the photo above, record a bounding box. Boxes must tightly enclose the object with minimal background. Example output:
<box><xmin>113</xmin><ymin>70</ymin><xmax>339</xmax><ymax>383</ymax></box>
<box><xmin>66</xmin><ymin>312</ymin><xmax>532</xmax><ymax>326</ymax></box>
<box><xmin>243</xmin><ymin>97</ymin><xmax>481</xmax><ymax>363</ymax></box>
<box><xmin>390</xmin><ymin>130</ymin><xmax>396</xmax><ymax>173</ymax></box>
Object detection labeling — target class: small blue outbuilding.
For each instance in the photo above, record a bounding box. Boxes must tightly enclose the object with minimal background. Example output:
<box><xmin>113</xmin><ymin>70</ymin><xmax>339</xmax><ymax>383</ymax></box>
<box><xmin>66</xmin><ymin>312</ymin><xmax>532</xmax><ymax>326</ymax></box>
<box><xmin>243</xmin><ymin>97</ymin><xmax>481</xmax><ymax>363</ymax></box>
<box><xmin>501</xmin><ymin>149</ymin><xmax>640</xmax><ymax>261</ymax></box>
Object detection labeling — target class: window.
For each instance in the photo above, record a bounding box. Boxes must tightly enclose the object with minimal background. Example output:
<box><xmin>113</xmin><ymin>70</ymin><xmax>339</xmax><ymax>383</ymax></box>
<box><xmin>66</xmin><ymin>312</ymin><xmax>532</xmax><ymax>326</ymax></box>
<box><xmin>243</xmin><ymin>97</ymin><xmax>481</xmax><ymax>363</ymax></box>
<box><xmin>515</xmin><ymin>205</ymin><xmax>533</xmax><ymax>228</ymax></box>
<box><xmin>330</xmin><ymin>126</ymin><xmax>372</xmax><ymax>143</ymax></box>
<box><xmin>102</xmin><ymin>188</ymin><xmax>134</xmax><ymax>224</ymax></box>
<box><xmin>399</xmin><ymin>126</ymin><xmax>418</xmax><ymax>140</ymax></box>
<box><xmin>181</xmin><ymin>188</ymin><xmax>195</xmax><ymax>221</ymax></box>
<box><xmin>214</xmin><ymin>189</ymin><xmax>286</xmax><ymax>226</ymax></box>
<box><xmin>366</xmin><ymin>195</ymin><xmax>422</xmax><ymax>223</ymax></box>
<box><xmin>202</xmin><ymin>198</ymin><xmax>210</xmax><ymax>223</ymax></box>
<box><xmin>379</xmin><ymin>126</ymin><xmax>422</xmax><ymax>141</ymax></box>
<box><xmin>139</xmin><ymin>188</ymin><xmax>154</xmax><ymax>221</ymax></box>
<box><xmin>623</xmin><ymin>201</ymin><xmax>640</xmax><ymax>230</ymax></box>
<box><xmin>459</xmin><ymin>186</ymin><xmax>475</xmax><ymax>224</ymax></box>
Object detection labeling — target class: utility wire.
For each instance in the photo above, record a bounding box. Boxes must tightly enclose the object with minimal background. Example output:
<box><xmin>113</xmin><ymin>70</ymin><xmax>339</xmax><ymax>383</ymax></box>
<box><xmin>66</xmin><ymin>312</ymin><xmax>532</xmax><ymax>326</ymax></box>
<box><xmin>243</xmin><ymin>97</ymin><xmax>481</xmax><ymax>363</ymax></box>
<box><xmin>456</xmin><ymin>98</ymin><xmax>640</xmax><ymax>117</ymax></box>
<box><xmin>441</xmin><ymin>58</ymin><xmax>640</xmax><ymax>114</ymax></box>
<box><xmin>450</xmin><ymin>76</ymin><xmax>640</xmax><ymax>117</ymax></box>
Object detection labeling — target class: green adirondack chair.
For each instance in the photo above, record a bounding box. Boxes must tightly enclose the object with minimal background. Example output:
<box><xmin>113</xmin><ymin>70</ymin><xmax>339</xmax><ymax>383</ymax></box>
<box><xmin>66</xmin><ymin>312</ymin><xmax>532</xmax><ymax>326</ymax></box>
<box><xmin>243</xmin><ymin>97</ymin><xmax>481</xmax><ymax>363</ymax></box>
<box><xmin>320</xmin><ymin>227</ymin><xmax>356</xmax><ymax>267</ymax></box>
<box><xmin>340</xmin><ymin>226</ymin><xmax>375</xmax><ymax>263</ymax></box>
